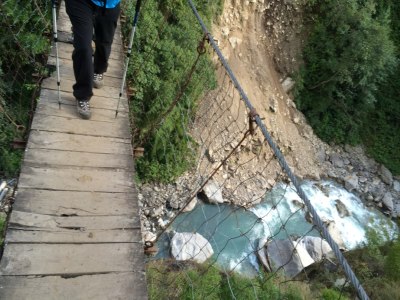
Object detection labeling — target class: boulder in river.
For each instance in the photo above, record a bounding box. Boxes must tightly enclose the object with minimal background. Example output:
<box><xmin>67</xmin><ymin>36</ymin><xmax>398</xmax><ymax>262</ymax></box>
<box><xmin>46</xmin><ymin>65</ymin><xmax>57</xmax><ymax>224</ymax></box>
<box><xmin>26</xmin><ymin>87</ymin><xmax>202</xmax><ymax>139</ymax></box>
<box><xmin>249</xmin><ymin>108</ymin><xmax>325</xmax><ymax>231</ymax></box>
<box><xmin>201</xmin><ymin>180</ymin><xmax>224</xmax><ymax>204</ymax></box>
<box><xmin>325</xmin><ymin>220</ymin><xmax>346</xmax><ymax>251</ymax></box>
<box><xmin>335</xmin><ymin>199</ymin><xmax>350</xmax><ymax>218</ymax></box>
<box><xmin>264</xmin><ymin>239</ymin><xmax>315</xmax><ymax>278</ymax></box>
<box><xmin>171</xmin><ymin>232</ymin><xmax>214</xmax><ymax>263</ymax></box>
<box><xmin>296</xmin><ymin>236</ymin><xmax>333</xmax><ymax>262</ymax></box>
<box><xmin>182</xmin><ymin>197</ymin><xmax>198</xmax><ymax>212</ymax></box>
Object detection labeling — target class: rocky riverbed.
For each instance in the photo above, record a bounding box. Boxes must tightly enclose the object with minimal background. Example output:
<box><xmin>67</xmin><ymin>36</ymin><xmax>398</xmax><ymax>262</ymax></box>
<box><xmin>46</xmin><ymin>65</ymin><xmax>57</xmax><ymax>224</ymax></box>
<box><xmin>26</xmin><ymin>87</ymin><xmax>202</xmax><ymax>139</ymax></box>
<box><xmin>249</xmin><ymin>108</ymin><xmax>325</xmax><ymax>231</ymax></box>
<box><xmin>138</xmin><ymin>143</ymin><xmax>399</xmax><ymax>243</ymax></box>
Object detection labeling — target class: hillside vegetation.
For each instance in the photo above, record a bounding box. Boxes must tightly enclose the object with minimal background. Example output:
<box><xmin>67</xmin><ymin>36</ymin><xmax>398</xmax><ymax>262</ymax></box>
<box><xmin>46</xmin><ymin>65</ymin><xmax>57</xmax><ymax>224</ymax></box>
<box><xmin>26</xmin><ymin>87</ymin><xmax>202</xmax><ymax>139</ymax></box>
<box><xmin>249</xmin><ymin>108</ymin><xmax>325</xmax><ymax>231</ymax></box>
<box><xmin>0</xmin><ymin>0</ymin><xmax>50</xmax><ymax>176</ymax></box>
<box><xmin>296</xmin><ymin>0</ymin><xmax>400</xmax><ymax>174</ymax></box>
<box><xmin>122</xmin><ymin>0</ymin><xmax>222</xmax><ymax>182</ymax></box>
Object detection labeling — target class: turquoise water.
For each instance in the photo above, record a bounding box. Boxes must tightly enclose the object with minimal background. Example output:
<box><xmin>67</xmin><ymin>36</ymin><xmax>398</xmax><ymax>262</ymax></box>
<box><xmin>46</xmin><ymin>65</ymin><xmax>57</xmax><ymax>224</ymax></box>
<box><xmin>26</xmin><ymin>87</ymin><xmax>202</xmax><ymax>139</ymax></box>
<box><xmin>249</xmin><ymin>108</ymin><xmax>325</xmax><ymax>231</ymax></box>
<box><xmin>157</xmin><ymin>181</ymin><xmax>398</xmax><ymax>275</ymax></box>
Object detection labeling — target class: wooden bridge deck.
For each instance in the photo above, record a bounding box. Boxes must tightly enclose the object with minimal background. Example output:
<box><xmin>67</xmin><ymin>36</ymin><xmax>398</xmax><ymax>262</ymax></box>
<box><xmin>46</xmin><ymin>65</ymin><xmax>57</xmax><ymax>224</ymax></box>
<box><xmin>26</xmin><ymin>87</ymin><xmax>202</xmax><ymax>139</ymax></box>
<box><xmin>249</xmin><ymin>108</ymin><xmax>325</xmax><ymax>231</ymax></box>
<box><xmin>0</xmin><ymin>2</ymin><xmax>148</xmax><ymax>299</ymax></box>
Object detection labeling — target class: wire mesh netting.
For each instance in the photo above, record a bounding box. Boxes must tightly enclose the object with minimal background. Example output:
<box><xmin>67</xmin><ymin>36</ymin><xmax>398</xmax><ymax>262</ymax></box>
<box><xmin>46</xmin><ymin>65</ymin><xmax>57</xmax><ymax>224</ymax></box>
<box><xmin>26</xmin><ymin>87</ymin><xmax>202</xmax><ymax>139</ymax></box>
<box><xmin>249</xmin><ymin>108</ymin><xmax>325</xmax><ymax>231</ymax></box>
<box><xmin>0</xmin><ymin>0</ymin><xmax>52</xmax><ymax>176</ymax></box>
<box><xmin>123</xmin><ymin>1</ymin><xmax>399</xmax><ymax>299</ymax></box>
<box><xmin>1</xmin><ymin>0</ymin><xmax>398</xmax><ymax>299</ymax></box>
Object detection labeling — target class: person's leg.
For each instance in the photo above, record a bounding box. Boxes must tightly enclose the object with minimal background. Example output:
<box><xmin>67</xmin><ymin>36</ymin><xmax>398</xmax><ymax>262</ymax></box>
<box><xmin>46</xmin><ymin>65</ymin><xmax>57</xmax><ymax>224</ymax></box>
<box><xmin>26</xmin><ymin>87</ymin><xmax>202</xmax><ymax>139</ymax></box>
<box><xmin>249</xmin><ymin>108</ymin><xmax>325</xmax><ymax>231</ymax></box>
<box><xmin>93</xmin><ymin>4</ymin><xmax>120</xmax><ymax>75</ymax></box>
<box><xmin>65</xmin><ymin>0</ymin><xmax>94</xmax><ymax>100</ymax></box>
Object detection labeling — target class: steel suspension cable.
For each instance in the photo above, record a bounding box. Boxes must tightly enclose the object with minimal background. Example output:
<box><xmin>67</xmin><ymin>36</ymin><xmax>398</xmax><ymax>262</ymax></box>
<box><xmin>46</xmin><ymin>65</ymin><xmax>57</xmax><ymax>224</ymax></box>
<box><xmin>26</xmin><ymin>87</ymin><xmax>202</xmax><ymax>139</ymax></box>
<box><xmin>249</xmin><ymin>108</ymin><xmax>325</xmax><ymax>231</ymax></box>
<box><xmin>187</xmin><ymin>1</ymin><xmax>369</xmax><ymax>299</ymax></box>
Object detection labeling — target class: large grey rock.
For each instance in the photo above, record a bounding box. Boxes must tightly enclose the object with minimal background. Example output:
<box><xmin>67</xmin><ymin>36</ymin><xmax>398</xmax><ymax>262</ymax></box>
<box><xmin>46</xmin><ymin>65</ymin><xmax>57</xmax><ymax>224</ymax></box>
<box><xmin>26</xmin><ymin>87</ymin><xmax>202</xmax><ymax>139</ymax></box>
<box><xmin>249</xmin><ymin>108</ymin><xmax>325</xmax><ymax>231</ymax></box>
<box><xmin>202</xmin><ymin>180</ymin><xmax>224</xmax><ymax>204</ymax></box>
<box><xmin>382</xmin><ymin>192</ymin><xmax>394</xmax><ymax>211</ymax></box>
<box><xmin>394</xmin><ymin>203</ymin><xmax>400</xmax><ymax>218</ymax></box>
<box><xmin>143</xmin><ymin>231</ymin><xmax>157</xmax><ymax>242</ymax></box>
<box><xmin>393</xmin><ymin>180</ymin><xmax>400</xmax><ymax>192</ymax></box>
<box><xmin>282</xmin><ymin>77</ymin><xmax>295</xmax><ymax>93</ymax></box>
<box><xmin>316</xmin><ymin>148</ymin><xmax>326</xmax><ymax>163</ymax></box>
<box><xmin>344</xmin><ymin>174</ymin><xmax>359</xmax><ymax>192</ymax></box>
<box><xmin>151</xmin><ymin>206</ymin><xmax>164</xmax><ymax>217</ymax></box>
<box><xmin>296</xmin><ymin>236</ymin><xmax>333</xmax><ymax>262</ymax></box>
<box><xmin>265</xmin><ymin>239</ymin><xmax>315</xmax><ymax>278</ymax></box>
<box><xmin>379</xmin><ymin>165</ymin><xmax>393</xmax><ymax>185</ymax></box>
<box><xmin>370</xmin><ymin>182</ymin><xmax>386</xmax><ymax>201</ymax></box>
<box><xmin>325</xmin><ymin>220</ymin><xmax>346</xmax><ymax>250</ymax></box>
<box><xmin>182</xmin><ymin>197</ymin><xmax>197</xmax><ymax>212</ymax></box>
<box><xmin>330</xmin><ymin>153</ymin><xmax>344</xmax><ymax>168</ymax></box>
<box><xmin>257</xmin><ymin>237</ymin><xmax>271</xmax><ymax>272</ymax></box>
<box><xmin>335</xmin><ymin>199</ymin><xmax>350</xmax><ymax>218</ymax></box>
<box><xmin>171</xmin><ymin>232</ymin><xmax>214</xmax><ymax>263</ymax></box>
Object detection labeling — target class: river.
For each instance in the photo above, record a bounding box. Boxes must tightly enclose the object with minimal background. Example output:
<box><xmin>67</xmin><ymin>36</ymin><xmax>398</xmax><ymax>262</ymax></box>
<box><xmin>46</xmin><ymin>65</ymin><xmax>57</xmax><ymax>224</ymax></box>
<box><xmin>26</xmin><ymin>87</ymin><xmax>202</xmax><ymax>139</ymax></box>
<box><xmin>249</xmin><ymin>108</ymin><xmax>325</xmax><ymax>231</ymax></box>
<box><xmin>157</xmin><ymin>180</ymin><xmax>398</xmax><ymax>276</ymax></box>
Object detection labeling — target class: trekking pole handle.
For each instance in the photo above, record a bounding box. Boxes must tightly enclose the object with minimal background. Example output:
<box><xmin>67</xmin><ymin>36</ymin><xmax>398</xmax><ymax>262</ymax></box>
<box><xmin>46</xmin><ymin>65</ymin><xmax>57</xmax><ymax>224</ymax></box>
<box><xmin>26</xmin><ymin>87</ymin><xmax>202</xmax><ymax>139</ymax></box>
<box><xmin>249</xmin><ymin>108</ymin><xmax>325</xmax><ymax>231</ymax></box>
<box><xmin>134</xmin><ymin>0</ymin><xmax>142</xmax><ymax>23</ymax></box>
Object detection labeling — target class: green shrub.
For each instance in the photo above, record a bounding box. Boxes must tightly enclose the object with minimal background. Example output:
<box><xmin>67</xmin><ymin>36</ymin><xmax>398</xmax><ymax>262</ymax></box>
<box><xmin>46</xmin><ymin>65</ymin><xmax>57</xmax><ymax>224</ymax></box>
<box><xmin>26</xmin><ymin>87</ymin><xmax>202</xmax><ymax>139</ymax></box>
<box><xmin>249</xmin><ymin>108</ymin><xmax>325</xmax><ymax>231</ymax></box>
<box><xmin>122</xmin><ymin>0</ymin><xmax>221</xmax><ymax>182</ymax></box>
<box><xmin>146</xmin><ymin>260</ymin><xmax>307</xmax><ymax>300</ymax></box>
<box><xmin>0</xmin><ymin>0</ymin><xmax>51</xmax><ymax>176</ymax></box>
<box><xmin>384</xmin><ymin>241</ymin><xmax>400</xmax><ymax>281</ymax></box>
<box><xmin>321</xmin><ymin>288</ymin><xmax>349</xmax><ymax>300</ymax></box>
<box><xmin>0</xmin><ymin>212</ymin><xmax>6</xmax><ymax>247</ymax></box>
<box><xmin>297</xmin><ymin>0</ymin><xmax>400</xmax><ymax>174</ymax></box>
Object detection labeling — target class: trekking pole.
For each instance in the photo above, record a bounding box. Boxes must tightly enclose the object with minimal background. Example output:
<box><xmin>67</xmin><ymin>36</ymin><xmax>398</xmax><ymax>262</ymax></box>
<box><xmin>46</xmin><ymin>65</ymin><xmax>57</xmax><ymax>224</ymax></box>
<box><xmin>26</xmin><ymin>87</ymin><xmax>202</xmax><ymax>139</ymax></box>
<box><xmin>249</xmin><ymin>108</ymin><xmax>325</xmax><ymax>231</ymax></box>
<box><xmin>51</xmin><ymin>0</ymin><xmax>62</xmax><ymax>108</ymax></box>
<box><xmin>115</xmin><ymin>0</ymin><xmax>142</xmax><ymax>118</ymax></box>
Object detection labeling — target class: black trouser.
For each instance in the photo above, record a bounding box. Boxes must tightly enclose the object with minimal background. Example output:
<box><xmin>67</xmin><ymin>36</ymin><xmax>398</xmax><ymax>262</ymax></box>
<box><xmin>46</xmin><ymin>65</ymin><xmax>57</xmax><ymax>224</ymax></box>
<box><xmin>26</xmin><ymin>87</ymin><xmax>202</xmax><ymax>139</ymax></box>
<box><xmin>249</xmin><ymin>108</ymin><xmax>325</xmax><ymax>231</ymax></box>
<box><xmin>65</xmin><ymin>0</ymin><xmax>120</xmax><ymax>100</ymax></box>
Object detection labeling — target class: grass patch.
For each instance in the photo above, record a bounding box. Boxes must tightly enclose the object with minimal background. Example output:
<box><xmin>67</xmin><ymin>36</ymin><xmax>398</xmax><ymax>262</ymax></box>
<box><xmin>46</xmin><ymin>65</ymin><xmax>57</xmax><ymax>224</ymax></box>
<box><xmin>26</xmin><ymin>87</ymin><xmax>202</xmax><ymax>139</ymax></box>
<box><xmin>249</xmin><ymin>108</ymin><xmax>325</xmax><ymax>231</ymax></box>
<box><xmin>147</xmin><ymin>260</ymin><xmax>313</xmax><ymax>299</ymax></box>
<box><xmin>0</xmin><ymin>212</ymin><xmax>6</xmax><ymax>248</ymax></box>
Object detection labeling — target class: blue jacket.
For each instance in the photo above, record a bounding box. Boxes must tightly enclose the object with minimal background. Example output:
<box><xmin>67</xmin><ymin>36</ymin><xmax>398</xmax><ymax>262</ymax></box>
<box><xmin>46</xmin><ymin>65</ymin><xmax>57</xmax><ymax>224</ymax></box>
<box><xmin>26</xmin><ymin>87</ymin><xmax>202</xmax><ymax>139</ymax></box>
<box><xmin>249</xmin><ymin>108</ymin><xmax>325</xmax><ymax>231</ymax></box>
<box><xmin>91</xmin><ymin>0</ymin><xmax>120</xmax><ymax>9</ymax></box>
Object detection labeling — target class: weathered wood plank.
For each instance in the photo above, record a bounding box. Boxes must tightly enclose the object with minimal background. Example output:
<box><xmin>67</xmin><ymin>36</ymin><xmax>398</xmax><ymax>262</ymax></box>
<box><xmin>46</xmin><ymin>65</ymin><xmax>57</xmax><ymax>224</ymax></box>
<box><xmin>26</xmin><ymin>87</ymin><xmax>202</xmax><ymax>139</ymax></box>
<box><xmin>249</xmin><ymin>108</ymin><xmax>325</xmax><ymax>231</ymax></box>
<box><xmin>46</xmin><ymin>63</ymin><xmax>123</xmax><ymax>87</ymax></box>
<box><xmin>40</xmin><ymin>88</ymin><xmax>127</xmax><ymax>106</ymax></box>
<box><xmin>13</xmin><ymin>189</ymin><xmax>137</xmax><ymax>216</ymax></box>
<box><xmin>47</xmin><ymin>56</ymin><xmax>124</xmax><ymax>79</ymax></box>
<box><xmin>9</xmin><ymin>211</ymin><xmax>139</xmax><ymax>231</ymax></box>
<box><xmin>6</xmin><ymin>228</ymin><xmax>141</xmax><ymax>244</ymax></box>
<box><xmin>18</xmin><ymin>166</ymin><xmax>134</xmax><ymax>193</ymax></box>
<box><xmin>0</xmin><ymin>243</ymin><xmax>144</xmax><ymax>275</ymax></box>
<box><xmin>42</xmin><ymin>77</ymin><xmax>123</xmax><ymax>98</ymax></box>
<box><xmin>50</xmin><ymin>67</ymin><xmax>123</xmax><ymax>87</ymax></box>
<box><xmin>36</xmin><ymin>100</ymin><xmax>129</xmax><ymax>121</ymax></box>
<box><xmin>57</xmin><ymin>30</ymin><xmax>123</xmax><ymax>46</ymax></box>
<box><xmin>50</xmin><ymin>42</ymin><xmax>124</xmax><ymax>61</ymax></box>
<box><xmin>27</xmin><ymin>130</ymin><xmax>132</xmax><ymax>155</ymax></box>
<box><xmin>0</xmin><ymin>273</ymin><xmax>147</xmax><ymax>300</ymax></box>
<box><xmin>31</xmin><ymin>114</ymin><xmax>130</xmax><ymax>139</ymax></box>
<box><xmin>24</xmin><ymin>149</ymin><xmax>133</xmax><ymax>169</ymax></box>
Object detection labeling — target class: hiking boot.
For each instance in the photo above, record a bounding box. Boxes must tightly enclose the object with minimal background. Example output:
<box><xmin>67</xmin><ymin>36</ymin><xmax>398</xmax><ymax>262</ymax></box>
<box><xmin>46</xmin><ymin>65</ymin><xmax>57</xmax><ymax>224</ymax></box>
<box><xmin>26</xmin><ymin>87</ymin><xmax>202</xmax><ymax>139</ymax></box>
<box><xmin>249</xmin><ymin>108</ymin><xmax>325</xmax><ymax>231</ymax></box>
<box><xmin>93</xmin><ymin>73</ymin><xmax>104</xmax><ymax>89</ymax></box>
<box><xmin>76</xmin><ymin>99</ymin><xmax>91</xmax><ymax>120</ymax></box>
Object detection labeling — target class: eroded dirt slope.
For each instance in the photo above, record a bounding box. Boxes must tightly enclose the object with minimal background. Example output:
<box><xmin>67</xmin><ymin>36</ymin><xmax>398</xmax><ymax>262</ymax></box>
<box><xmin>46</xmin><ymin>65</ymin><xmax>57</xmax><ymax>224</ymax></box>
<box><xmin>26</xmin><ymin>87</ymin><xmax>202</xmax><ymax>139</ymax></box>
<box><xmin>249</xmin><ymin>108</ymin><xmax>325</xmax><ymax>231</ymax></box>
<box><xmin>210</xmin><ymin>0</ymin><xmax>326</xmax><ymax>180</ymax></box>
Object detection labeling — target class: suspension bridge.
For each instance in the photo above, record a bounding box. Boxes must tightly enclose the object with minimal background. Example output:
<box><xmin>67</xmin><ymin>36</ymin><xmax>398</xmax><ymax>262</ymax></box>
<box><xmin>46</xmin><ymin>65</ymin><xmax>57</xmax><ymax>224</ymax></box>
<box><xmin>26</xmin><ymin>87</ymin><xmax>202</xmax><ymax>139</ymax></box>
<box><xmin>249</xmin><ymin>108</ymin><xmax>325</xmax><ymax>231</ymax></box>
<box><xmin>0</xmin><ymin>1</ymin><xmax>147</xmax><ymax>298</ymax></box>
<box><xmin>0</xmin><ymin>0</ymin><xmax>379</xmax><ymax>298</ymax></box>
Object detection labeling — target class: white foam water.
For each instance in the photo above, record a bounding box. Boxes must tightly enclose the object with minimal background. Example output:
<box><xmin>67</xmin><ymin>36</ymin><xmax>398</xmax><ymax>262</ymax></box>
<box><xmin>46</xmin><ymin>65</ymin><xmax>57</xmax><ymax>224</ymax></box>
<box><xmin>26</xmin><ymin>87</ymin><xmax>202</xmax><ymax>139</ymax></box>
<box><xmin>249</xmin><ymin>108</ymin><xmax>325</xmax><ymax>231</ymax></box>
<box><xmin>251</xmin><ymin>181</ymin><xmax>397</xmax><ymax>250</ymax></box>
<box><xmin>160</xmin><ymin>180</ymin><xmax>398</xmax><ymax>275</ymax></box>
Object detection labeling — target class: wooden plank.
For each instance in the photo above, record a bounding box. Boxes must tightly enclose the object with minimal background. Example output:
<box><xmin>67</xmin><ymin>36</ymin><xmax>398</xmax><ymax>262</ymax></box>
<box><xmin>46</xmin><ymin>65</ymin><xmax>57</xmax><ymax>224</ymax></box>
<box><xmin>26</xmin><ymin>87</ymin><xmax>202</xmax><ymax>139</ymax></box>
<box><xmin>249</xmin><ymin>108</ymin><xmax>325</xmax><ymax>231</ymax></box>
<box><xmin>40</xmin><ymin>88</ymin><xmax>127</xmax><ymax>106</ymax></box>
<box><xmin>46</xmin><ymin>61</ymin><xmax>123</xmax><ymax>86</ymax></box>
<box><xmin>27</xmin><ymin>130</ymin><xmax>132</xmax><ymax>155</ymax></box>
<box><xmin>0</xmin><ymin>273</ymin><xmax>148</xmax><ymax>300</ymax></box>
<box><xmin>50</xmin><ymin>42</ymin><xmax>124</xmax><ymax>61</ymax></box>
<box><xmin>6</xmin><ymin>228</ymin><xmax>141</xmax><ymax>244</ymax></box>
<box><xmin>42</xmin><ymin>77</ymin><xmax>123</xmax><ymax>98</ymax></box>
<box><xmin>18</xmin><ymin>166</ymin><xmax>134</xmax><ymax>193</ymax></box>
<box><xmin>31</xmin><ymin>114</ymin><xmax>130</xmax><ymax>139</ymax></box>
<box><xmin>0</xmin><ymin>243</ymin><xmax>144</xmax><ymax>275</ymax></box>
<box><xmin>57</xmin><ymin>28</ymin><xmax>123</xmax><ymax>46</ymax></box>
<box><xmin>47</xmin><ymin>64</ymin><xmax>123</xmax><ymax>86</ymax></box>
<box><xmin>57</xmin><ymin>31</ymin><xmax>123</xmax><ymax>46</ymax></box>
<box><xmin>47</xmin><ymin>56</ymin><xmax>124</xmax><ymax>79</ymax></box>
<box><xmin>9</xmin><ymin>211</ymin><xmax>139</xmax><ymax>231</ymax></box>
<box><xmin>24</xmin><ymin>149</ymin><xmax>134</xmax><ymax>169</ymax></box>
<box><xmin>35</xmin><ymin>100</ymin><xmax>129</xmax><ymax>122</ymax></box>
<box><xmin>13</xmin><ymin>189</ymin><xmax>137</xmax><ymax>216</ymax></box>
